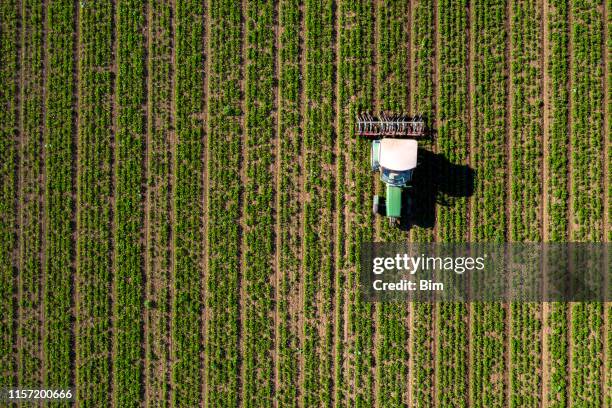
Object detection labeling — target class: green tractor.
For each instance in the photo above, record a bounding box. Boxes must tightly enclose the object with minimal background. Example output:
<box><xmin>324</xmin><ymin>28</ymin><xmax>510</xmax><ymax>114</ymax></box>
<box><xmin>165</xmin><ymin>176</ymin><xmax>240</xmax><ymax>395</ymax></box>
<box><xmin>356</xmin><ymin>113</ymin><xmax>425</xmax><ymax>224</ymax></box>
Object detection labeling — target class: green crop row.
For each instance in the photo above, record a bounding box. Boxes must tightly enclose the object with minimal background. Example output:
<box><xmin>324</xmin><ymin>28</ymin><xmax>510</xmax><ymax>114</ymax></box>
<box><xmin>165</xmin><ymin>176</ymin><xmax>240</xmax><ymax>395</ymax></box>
<box><xmin>337</xmin><ymin>0</ymin><xmax>374</xmax><ymax>406</ymax></box>
<box><xmin>546</xmin><ymin>302</ymin><xmax>568</xmax><ymax>407</ymax></box>
<box><xmin>172</xmin><ymin>0</ymin><xmax>204</xmax><ymax>406</ymax></box>
<box><xmin>206</xmin><ymin>0</ymin><xmax>242</xmax><ymax>405</ymax></box>
<box><xmin>145</xmin><ymin>0</ymin><xmax>174</xmax><ymax>406</ymax></box>
<box><xmin>302</xmin><ymin>0</ymin><xmax>335</xmax><ymax>406</ymax></box>
<box><xmin>242</xmin><ymin>0</ymin><xmax>276</xmax><ymax>406</ymax></box>
<box><xmin>508</xmin><ymin>0</ymin><xmax>543</xmax><ymax>405</ymax></box>
<box><xmin>276</xmin><ymin>0</ymin><xmax>301</xmax><ymax>405</ymax></box>
<box><xmin>410</xmin><ymin>0</ymin><xmax>437</xmax><ymax>406</ymax></box>
<box><xmin>545</xmin><ymin>1</ymin><xmax>569</xmax><ymax>405</ymax></box>
<box><xmin>43</xmin><ymin>0</ymin><xmax>75</xmax><ymax>399</ymax></box>
<box><xmin>568</xmin><ymin>0</ymin><xmax>604</xmax><ymax>405</ymax></box>
<box><xmin>435</xmin><ymin>0</ymin><xmax>469</xmax><ymax>405</ymax></box>
<box><xmin>570</xmin><ymin>302</ymin><xmax>603</xmax><ymax>405</ymax></box>
<box><xmin>470</xmin><ymin>2</ymin><xmax>508</xmax><ymax>405</ymax></box>
<box><xmin>0</xmin><ymin>0</ymin><xmax>19</xmax><ymax>390</ymax></box>
<box><xmin>113</xmin><ymin>0</ymin><xmax>146</xmax><ymax>406</ymax></box>
<box><xmin>570</xmin><ymin>0</ymin><xmax>604</xmax><ymax>242</ymax></box>
<box><xmin>18</xmin><ymin>0</ymin><xmax>45</xmax><ymax>390</ymax></box>
<box><xmin>75</xmin><ymin>2</ymin><xmax>114</xmax><ymax>405</ymax></box>
<box><xmin>374</xmin><ymin>2</ymin><xmax>410</xmax><ymax>407</ymax></box>
<box><xmin>510</xmin><ymin>0</ymin><xmax>542</xmax><ymax>242</ymax></box>
<box><xmin>509</xmin><ymin>302</ymin><xmax>541</xmax><ymax>407</ymax></box>
<box><xmin>471</xmin><ymin>0</ymin><xmax>507</xmax><ymax>243</ymax></box>
<box><xmin>547</xmin><ymin>0</ymin><xmax>569</xmax><ymax>241</ymax></box>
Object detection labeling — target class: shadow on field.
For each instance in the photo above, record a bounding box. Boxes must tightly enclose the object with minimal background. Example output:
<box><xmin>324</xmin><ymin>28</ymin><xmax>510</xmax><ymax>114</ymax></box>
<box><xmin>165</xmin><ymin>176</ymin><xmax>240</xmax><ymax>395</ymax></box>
<box><xmin>395</xmin><ymin>149</ymin><xmax>475</xmax><ymax>231</ymax></box>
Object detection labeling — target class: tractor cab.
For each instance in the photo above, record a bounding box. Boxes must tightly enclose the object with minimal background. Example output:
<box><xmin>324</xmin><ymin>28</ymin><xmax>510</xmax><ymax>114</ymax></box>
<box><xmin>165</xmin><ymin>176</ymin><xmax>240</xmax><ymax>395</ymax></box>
<box><xmin>370</xmin><ymin>139</ymin><xmax>418</xmax><ymax>219</ymax></box>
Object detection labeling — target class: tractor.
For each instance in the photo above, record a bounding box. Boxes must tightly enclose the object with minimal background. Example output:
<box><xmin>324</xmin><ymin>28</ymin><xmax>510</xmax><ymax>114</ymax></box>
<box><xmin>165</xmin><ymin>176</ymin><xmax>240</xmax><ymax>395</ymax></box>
<box><xmin>356</xmin><ymin>112</ymin><xmax>426</xmax><ymax>224</ymax></box>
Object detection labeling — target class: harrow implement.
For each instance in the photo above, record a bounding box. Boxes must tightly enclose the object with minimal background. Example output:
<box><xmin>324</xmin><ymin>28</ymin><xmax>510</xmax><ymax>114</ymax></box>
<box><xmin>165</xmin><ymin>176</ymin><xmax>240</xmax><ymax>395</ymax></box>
<box><xmin>356</xmin><ymin>112</ymin><xmax>426</xmax><ymax>138</ymax></box>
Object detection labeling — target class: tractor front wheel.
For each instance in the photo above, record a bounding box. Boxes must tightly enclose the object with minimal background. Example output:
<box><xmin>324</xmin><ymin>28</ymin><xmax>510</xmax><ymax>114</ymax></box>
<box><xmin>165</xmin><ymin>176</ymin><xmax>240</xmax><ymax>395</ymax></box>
<box><xmin>373</xmin><ymin>195</ymin><xmax>385</xmax><ymax>215</ymax></box>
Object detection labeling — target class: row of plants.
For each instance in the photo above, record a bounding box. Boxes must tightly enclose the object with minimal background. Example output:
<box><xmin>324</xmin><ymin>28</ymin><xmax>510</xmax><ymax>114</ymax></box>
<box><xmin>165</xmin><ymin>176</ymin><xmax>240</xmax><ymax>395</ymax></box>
<box><xmin>435</xmin><ymin>0</ymin><xmax>470</xmax><ymax>405</ymax></box>
<box><xmin>75</xmin><ymin>2</ymin><xmax>115</xmax><ymax>405</ymax></box>
<box><xmin>43</xmin><ymin>0</ymin><xmax>75</xmax><ymax>398</ymax></box>
<box><xmin>508</xmin><ymin>0</ymin><xmax>543</xmax><ymax>405</ymax></box>
<box><xmin>510</xmin><ymin>0</ymin><xmax>543</xmax><ymax>243</ymax></box>
<box><xmin>570</xmin><ymin>0</ymin><xmax>604</xmax><ymax>242</ymax></box>
<box><xmin>276</xmin><ymin>0</ymin><xmax>302</xmax><ymax>405</ymax></box>
<box><xmin>546</xmin><ymin>0</ymin><xmax>569</xmax><ymax>242</ymax></box>
<box><xmin>410</xmin><ymin>0</ymin><xmax>436</xmax><ymax>406</ymax></box>
<box><xmin>375</xmin><ymin>1</ymin><xmax>410</xmax><ymax>407</ymax></box>
<box><xmin>337</xmin><ymin>0</ymin><xmax>375</xmax><ymax>406</ymax></box>
<box><xmin>570</xmin><ymin>302</ymin><xmax>603</xmax><ymax>405</ymax></box>
<box><xmin>509</xmin><ymin>302</ymin><xmax>541</xmax><ymax>407</ymax></box>
<box><xmin>242</xmin><ymin>0</ymin><xmax>276</xmax><ymax>406</ymax></box>
<box><xmin>303</xmin><ymin>0</ymin><xmax>336</xmax><ymax>406</ymax></box>
<box><xmin>569</xmin><ymin>0</ymin><xmax>604</xmax><ymax>405</ymax></box>
<box><xmin>18</xmin><ymin>0</ymin><xmax>45</xmax><ymax>390</ymax></box>
<box><xmin>113</xmin><ymin>0</ymin><xmax>146</xmax><ymax>406</ymax></box>
<box><xmin>144</xmin><ymin>0</ymin><xmax>174</xmax><ymax>406</ymax></box>
<box><xmin>0</xmin><ymin>0</ymin><xmax>19</xmax><ymax>390</ymax></box>
<box><xmin>545</xmin><ymin>1</ymin><xmax>570</xmax><ymax>405</ymax></box>
<box><xmin>171</xmin><ymin>0</ymin><xmax>204</xmax><ymax>405</ymax></box>
<box><xmin>470</xmin><ymin>0</ymin><xmax>508</xmax><ymax>406</ymax></box>
<box><xmin>205</xmin><ymin>0</ymin><xmax>242</xmax><ymax>405</ymax></box>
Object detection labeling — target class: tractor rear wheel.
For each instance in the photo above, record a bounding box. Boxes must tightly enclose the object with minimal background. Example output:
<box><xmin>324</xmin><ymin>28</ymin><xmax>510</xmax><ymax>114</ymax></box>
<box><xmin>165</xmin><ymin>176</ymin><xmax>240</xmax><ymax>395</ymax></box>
<box><xmin>372</xmin><ymin>195</ymin><xmax>380</xmax><ymax>215</ymax></box>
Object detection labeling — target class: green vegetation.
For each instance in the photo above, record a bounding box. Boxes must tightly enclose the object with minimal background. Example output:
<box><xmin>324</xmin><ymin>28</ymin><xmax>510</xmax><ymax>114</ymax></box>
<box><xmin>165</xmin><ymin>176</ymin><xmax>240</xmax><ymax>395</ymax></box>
<box><xmin>276</xmin><ymin>0</ymin><xmax>302</xmax><ymax>405</ymax></box>
<box><xmin>303</xmin><ymin>0</ymin><xmax>335</xmax><ymax>405</ymax></box>
<box><xmin>337</xmin><ymin>0</ymin><xmax>374</xmax><ymax>406</ymax></box>
<box><xmin>206</xmin><ymin>0</ymin><xmax>242</xmax><ymax>405</ymax></box>
<box><xmin>435</xmin><ymin>0</ymin><xmax>469</xmax><ymax>406</ymax></box>
<box><xmin>75</xmin><ymin>2</ymin><xmax>114</xmax><ymax>405</ymax></box>
<box><xmin>375</xmin><ymin>1</ymin><xmax>410</xmax><ymax>406</ymax></box>
<box><xmin>0</xmin><ymin>0</ymin><xmax>19</xmax><ymax>390</ymax></box>
<box><xmin>470</xmin><ymin>1</ymin><xmax>508</xmax><ymax>406</ymax></box>
<box><xmin>172</xmin><ymin>0</ymin><xmax>204</xmax><ymax>405</ymax></box>
<box><xmin>145</xmin><ymin>0</ymin><xmax>174</xmax><ymax>405</ymax></box>
<box><xmin>18</xmin><ymin>0</ymin><xmax>45</xmax><ymax>389</ymax></box>
<box><xmin>509</xmin><ymin>0</ymin><xmax>543</xmax><ymax>405</ymax></box>
<box><xmin>113</xmin><ymin>0</ymin><xmax>146</xmax><ymax>406</ymax></box>
<box><xmin>242</xmin><ymin>0</ymin><xmax>276</xmax><ymax>406</ymax></box>
<box><xmin>569</xmin><ymin>1</ymin><xmax>604</xmax><ymax>406</ymax></box>
<box><xmin>44</xmin><ymin>0</ymin><xmax>75</xmax><ymax>397</ymax></box>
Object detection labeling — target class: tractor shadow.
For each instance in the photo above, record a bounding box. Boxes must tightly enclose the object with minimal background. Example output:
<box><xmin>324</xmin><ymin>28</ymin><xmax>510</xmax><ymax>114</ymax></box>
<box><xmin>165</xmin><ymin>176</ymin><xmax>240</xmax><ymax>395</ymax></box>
<box><xmin>396</xmin><ymin>148</ymin><xmax>475</xmax><ymax>231</ymax></box>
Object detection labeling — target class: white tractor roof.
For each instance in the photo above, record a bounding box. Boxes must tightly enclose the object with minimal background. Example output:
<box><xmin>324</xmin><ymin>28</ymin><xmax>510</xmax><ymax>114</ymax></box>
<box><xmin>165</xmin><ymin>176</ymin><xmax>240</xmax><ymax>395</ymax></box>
<box><xmin>379</xmin><ymin>138</ymin><xmax>418</xmax><ymax>171</ymax></box>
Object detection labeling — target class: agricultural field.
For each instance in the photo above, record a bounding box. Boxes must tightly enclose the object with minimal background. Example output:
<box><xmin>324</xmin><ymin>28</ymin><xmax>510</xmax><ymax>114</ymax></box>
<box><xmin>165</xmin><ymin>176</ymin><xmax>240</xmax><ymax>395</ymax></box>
<box><xmin>0</xmin><ymin>0</ymin><xmax>609</xmax><ymax>407</ymax></box>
